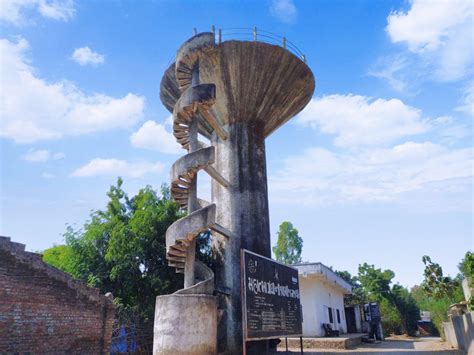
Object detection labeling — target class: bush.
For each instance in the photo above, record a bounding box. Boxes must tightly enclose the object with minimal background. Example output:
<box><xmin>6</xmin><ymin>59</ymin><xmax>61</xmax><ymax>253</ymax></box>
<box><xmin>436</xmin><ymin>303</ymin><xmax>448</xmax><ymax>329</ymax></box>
<box><xmin>380</xmin><ymin>298</ymin><xmax>403</xmax><ymax>336</ymax></box>
<box><xmin>391</xmin><ymin>284</ymin><xmax>420</xmax><ymax>336</ymax></box>
<box><xmin>411</xmin><ymin>284</ymin><xmax>463</xmax><ymax>338</ymax></box>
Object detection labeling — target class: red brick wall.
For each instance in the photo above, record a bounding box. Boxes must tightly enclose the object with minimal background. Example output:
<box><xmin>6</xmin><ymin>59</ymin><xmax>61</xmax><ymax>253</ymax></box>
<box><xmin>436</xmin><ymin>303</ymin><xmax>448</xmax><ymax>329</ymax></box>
<box><xmin>0</xmin><ymin>248</ymin><xmax>115</xmax><ymax>353</ymax></box>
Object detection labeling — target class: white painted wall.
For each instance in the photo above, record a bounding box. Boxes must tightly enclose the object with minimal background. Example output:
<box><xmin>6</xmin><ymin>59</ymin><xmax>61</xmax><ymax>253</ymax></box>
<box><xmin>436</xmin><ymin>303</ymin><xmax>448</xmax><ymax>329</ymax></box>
<box><xmin>354</xmin><ymin>304</ymin><xmax>362</xmax><ymax>333</ymax></box>
<box><xmin>299</xmin><ymin>275</ymin><xmax>348</xmax><ymax>337</ymax></box>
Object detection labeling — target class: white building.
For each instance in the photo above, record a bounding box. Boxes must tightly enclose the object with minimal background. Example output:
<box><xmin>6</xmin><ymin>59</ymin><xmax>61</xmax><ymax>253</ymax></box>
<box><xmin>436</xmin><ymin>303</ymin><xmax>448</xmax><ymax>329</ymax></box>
<box><xmin>294</xmin><ymin>262</ymin><xmax>353</xmax><ymax>337</ymax></box>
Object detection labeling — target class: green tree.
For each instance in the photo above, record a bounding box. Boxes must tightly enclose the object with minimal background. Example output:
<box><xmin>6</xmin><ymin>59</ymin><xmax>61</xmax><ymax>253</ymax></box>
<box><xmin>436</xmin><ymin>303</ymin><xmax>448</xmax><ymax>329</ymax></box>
<box><xmin>422</xmin><ymin>255</ymin><xmax>458</xmax><ymax>299</ymax></box>
<box><xmin>356</xmin><ymin>263</ymin><xmax>420</xmax><ymax>336</ymax></box>
<box><xmin>411</xmin><ymin>254</ymin><xmax>468</xmax><ymax>336</ymax></box>
<box><xmin>196</xmin><ymin>230</ymin><xmax>215</xmax><ymax>270</ymax></box>
<box><xmin>357</xmin><ymin>263</ymin><xmax>394</xmax><ymax>301</ymax></box>
<box><xmin>43</xmin><ymin>178</ymin><xmax>186</xmax><ymax>344</ymax></box>
<box><xmin>458</xmin><ymin>251</ymin><xmax>474</xmax><ymax>280</ymax></box>
<box><xmin>42</xmin><ymin>244</ymin><xmax>76</xmax><ymax>276</ymax></box>
<box><xmin>411</xmin><ymin>283</ymin><xmax>463</xmax><ymax>337</ymax></box>
<box><xmin>459</xmin><ymin>251</ymin><xmax>474</xmax><ymax>310</ymax></box>
<box><xmin>379</xmin><ymin>297</ymin><xmax>403</xmax><ymax>335</ymax></box>
<box><xmin>391</xmin><ymin>284</ymin><xmax>420</xmax><ymax>336</ymax></box>
<box><xmin>272</xmin><ymin>221</ymin><xmax>303</xmax><ymax>264</ymax></box>
<box><xmin>335</xmin><ymin>270</ymin><xmax>366</xmax><ymax>305</ymax></box>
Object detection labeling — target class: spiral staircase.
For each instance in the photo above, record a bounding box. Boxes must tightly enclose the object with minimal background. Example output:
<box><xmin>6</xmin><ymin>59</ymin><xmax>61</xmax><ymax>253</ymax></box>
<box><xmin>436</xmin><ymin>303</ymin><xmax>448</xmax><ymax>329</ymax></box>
<box><xmin>165</xmin><ymin>32</ymin><xmax>231</xmax><ymax>291</ymax></box>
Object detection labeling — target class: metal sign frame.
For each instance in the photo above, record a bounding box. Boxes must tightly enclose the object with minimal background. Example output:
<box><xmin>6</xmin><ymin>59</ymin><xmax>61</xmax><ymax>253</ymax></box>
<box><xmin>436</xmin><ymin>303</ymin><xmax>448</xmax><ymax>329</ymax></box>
<box><xmin>241</xmin><ymin>249</ymin><xmax>303</xmax><ymax>346</ymax></box>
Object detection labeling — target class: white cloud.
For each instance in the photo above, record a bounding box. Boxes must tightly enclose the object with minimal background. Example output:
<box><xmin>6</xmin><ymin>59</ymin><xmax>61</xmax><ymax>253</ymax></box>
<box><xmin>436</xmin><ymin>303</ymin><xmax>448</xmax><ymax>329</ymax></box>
<box><xmin>386</xmin><ymin>0</ymin><xmax>473</xmax><ymax>82</ymax></box>
<box><xmin>297</xmin><ymin>95</ymin><xmax>429</xmax><ymax>147</ymax></box>
<box><xmin>387</xmin><ymin>0</ymin><xmax>471</xmax><ymax>52</ymax></box>
<box><xmin>0</xmin><ymin>38</ymin><xmax>145</xmax><ymax>144</ymax></box>
<box><xmin>71</xmin><ymin>158</ymin><xmax>164</xmax><ymax>178</ymax></box>
<box><xmin>0</xmin><ymin>0</ymin><xmax>75</xmax><ymax>25</ymax></box>
<box><xmin>53</xmin><ymin>151</ymin><xmax>65</xmax><ymax>159</ymax></box>
<box><xmin>130</xmin><ymin>119</ymin><xmax>181</xmax><ymax>154</ymax></box>
<box><xmin>270</xmin><ymin>0</ymin><xmax>297</xmax><ymax>24</ymax></box>
<box><xmin>37</xmin><ymin>0</ymin><xmax>75</xmax><ymax>21</ymax></box>
<box><xmin>368</xmin><ymin>55</ymin><xmax>410</xmax><ymax>92</ymax></box>
<box><xmin>41</xmin><ymin>172</ymin><xmax>55</xmax><ymax>179</ymax></box>
<box><xmin>456</xmin><ymin>83</ymin><xmax>474</xmax><ymax>117</ymax></box>
<box><xmin>23</xmin><ymin>148</ymin><xmax>50</xmax><ymax>162</ymax></box>
<box><xmin>22</xmin><ymin>148</ymin><xmax>65</xmax><ymax>162</ymax></box>
<box><xmin>71</xmin><ymin>47</ymin><xmax>104</xmax><ymax>66</ymax></box>
<box><xmin>270</xmin><ymin>142</ymin><xmax>473</xmax><ymax>211</ymax></box>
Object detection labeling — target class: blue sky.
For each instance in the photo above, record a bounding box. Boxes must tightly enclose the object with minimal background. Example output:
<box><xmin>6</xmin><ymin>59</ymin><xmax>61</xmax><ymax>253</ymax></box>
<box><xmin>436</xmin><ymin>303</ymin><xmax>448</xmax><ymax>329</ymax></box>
<box><xmin>0</xmin><ymin>0</ymin><xmax>472</xmax><ymax>288</ymax></box>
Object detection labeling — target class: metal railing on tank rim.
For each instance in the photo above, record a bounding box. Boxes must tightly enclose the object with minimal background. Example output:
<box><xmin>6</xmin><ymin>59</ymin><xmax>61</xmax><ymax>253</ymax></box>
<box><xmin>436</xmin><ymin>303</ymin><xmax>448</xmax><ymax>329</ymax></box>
<box><xmin>200</xmin><ymin>26</ymin><xmax>307</xmax><ymax>63</ymax></box>
<box><xmin>165</xmin><ymin>26</ymin><xmax>307</xmax><ymax>72</ymax></box>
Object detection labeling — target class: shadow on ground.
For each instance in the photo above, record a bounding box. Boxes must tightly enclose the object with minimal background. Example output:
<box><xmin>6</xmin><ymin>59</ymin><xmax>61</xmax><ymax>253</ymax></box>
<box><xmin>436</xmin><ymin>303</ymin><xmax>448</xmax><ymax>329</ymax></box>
<box><xmin>275</xmin><ymin>337</ymin><xmax>463</xmax><ymax>354</ymax></box>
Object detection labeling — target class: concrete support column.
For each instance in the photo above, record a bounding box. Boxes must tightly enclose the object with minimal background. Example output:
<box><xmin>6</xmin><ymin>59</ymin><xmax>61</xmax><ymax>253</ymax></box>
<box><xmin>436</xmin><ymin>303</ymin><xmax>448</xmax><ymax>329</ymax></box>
<box><xmin>183</xmin><ymin>119</ymin><xmax>199</xmax><ymax>288</ymax></box>
<box><xmin>212</xmin><ymin>123</ymin><xmax>271</xmax><ymax>354</ymax></box>
<box><xmin>183</xmin><ymin>63</ymin><xmax>200</xmax><ymax>289</ymax></box>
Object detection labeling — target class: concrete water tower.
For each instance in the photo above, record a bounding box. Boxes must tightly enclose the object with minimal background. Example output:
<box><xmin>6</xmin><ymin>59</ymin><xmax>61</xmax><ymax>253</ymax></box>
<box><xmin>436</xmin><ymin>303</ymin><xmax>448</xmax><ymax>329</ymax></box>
<box><xmin>154</xmin><ymin>28</ymin><xmax>315</xmax><ymax>354</ymax></box>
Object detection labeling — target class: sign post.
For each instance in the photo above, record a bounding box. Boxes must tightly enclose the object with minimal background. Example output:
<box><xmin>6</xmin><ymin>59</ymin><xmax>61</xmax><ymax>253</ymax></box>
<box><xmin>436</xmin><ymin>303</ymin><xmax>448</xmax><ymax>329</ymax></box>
<box><xmin>241</xmin><ymin>249</ymin><xmax>303</xmax><ymax>352</ymax></box>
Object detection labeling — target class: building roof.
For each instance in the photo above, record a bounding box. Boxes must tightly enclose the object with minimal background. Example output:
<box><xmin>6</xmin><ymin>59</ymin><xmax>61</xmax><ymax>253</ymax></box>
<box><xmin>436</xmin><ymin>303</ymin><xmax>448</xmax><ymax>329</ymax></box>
<box><xmin>292</xmin><ymin>262</ymin><xmax>353</xmax><ymax>294</ymax></box>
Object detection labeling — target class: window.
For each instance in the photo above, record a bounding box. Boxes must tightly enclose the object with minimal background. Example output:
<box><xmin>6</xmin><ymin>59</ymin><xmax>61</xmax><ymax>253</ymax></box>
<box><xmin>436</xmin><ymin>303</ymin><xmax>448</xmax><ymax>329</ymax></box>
<box><xmin>337</xmin><ymin>309</ymin><xmax>341</xmax><ymax>323</ymax></box>
<box><xmin>328</xmin><ymin>307</ymin><xmax>333</xmax><ymax>323</ymax></box>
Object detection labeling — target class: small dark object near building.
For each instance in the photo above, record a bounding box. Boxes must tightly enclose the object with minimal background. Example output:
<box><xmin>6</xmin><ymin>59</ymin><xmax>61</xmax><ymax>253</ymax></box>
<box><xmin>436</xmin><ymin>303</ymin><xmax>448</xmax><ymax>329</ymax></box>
<box><xmin>0</xmin><ymin>236</ymin><xmax>115</xmax><ymax>354</ymax></box>
<box><xmin>322</xmin><ymin>323</ymin><xmax>340</xmax><ymax>337</ymax></box>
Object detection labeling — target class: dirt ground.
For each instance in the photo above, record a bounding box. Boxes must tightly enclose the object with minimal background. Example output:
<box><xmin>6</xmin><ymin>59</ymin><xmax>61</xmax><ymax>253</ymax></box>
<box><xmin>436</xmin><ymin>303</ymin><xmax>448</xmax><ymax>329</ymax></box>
<box><xmin>276</xmin><ymin>336</ymin><xmax>464</xmax><ymax>354</ymax></box>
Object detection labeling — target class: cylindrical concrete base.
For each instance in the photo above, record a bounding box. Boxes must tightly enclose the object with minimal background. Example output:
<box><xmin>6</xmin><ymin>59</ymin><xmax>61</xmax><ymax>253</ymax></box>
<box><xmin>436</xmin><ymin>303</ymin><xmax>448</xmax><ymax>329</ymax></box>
<box><xmin>153</xmin><ymin>294</ymin><xmax>217</xmax><ymax>355</ymax></box>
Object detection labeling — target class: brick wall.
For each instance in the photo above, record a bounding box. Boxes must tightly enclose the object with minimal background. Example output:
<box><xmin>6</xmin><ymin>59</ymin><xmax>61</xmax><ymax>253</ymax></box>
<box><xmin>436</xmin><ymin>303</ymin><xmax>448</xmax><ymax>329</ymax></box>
<box><xmin>0</xmin><ymin>237</ymin><xmax>115</xmax><ymax>353</ymax></box>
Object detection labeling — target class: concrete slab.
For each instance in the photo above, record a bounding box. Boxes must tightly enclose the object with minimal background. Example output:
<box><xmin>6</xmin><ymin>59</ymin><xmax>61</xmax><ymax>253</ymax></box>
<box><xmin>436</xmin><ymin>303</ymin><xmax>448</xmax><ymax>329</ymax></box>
<box><xmin>280</xmin><ymin>334</ymin><xmax>364</xmax><ymax>350</ymax></box>
<box><xmin>275</xmin><ymin>336</ymin><xmax>463</xmax><ymax>354</ymax></box>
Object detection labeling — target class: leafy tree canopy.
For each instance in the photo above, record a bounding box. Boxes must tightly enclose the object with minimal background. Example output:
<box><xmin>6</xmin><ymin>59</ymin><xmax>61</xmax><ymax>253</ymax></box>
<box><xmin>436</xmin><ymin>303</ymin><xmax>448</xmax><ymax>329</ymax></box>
<box><xmin>422</xmin><ymin>255</ymin><xmax>459</xmax><ymax>300</ymax></box>
<box><xmin>42</xmin><ymin>244</ymin><xmax>76</xmax><ymax>276</ymax></box>
<box><xmin>354</xmin><ymin>263</ymin><xmax>419</xmax><ymax>336</ymax></box>
<box><xmin>43</xmin><ymin>178</ymin><xmax>185</xmax><ymax>327</ymax></box>
<box><xmin>357</xmin><ymin>263</ymin><xmax>394</xmax><ymax>301</ymax></box>
<box><xmin>272</xmin><ymin>221</ymin><xmax>303</xmax><ymax>265</ymax></box>
<box><xmin>391</xmin><ymin>284</ymin><xmax>420</xmax><ymax>335</ymax></box>
<box><xmin>410</xmin><ymin>254</ymin><xmax>466</xmax><ymax>337</ymax></box>
<box><xmin>459</xmin><ymin>251</ymin><xmax>474</xmax><ymax>280</ymax></box>
<box><xmin>335</xmin><ymin>270</ymin><xmax>366</xmax><ymax>306</ymax></box>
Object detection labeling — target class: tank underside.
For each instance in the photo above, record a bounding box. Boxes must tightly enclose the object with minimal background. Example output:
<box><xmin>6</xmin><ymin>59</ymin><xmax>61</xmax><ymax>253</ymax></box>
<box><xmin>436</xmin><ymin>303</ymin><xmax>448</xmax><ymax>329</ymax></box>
<box><xmin>161</xmin><ymin>38</ymin><xmax>315</xmax><ymax>138</ymax></box>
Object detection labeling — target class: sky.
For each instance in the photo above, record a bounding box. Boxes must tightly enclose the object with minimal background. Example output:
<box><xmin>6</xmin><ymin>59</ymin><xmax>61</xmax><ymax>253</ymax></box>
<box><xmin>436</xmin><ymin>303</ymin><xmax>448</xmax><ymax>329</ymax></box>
<box><xmin>0</xmin><ymin>0</ymin><xmax>472</xmax><ymax>288</ymax></box>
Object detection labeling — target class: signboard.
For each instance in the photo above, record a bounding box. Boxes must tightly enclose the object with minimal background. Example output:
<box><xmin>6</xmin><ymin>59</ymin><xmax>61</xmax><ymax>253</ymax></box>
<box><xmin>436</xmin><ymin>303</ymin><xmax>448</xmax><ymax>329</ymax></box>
<box><xmin>364</xmin><ymin>302</ymin><xmax>381</xmax><ymax>321</ymax></box>
<box><xmin>241</xmin><ymin>249</ymin><xmax>302</xmax><ymax>341</ymax></box>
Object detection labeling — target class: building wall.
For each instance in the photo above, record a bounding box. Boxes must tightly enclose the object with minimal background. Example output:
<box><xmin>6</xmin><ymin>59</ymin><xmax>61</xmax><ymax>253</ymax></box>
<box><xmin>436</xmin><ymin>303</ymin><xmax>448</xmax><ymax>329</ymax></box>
<box><xmin>0</xmin><ymin>243</ymin><xmax>114</xmax><ymax>353</ymax></box>
<box><xmin>354</xmin><ymin>304</ymin><xmax>362</xmax><ymax>333</ymax></box>
<box><xmin>300</xmin><ymin>275</ymin><xmax>348</xmax><ymax>337</ymax></box>
<box><xmin>445</xmin><ymin>312</ymin><xmax>474</xmax><ymax>353</ymax></box>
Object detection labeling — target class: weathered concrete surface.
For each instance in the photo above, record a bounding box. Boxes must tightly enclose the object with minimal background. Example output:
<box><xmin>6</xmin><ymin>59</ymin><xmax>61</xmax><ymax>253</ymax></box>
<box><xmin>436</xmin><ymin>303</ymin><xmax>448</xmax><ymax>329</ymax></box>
<box><xmin>212</xmin><ymin>122</ymin><xmax>272</xmax><ymax>354</ymax></box>
<box><xmin>170</xmin><ymin>146</ymin><xmax>215</xmax><ymax>209</ymax></box>
<box><xmin>162</xmin><ymin>64</ymin><xmax>214</xmax><ymax>141</ymax></box>
<box><xmin>165</xmin><ymin>204</ymin><xmax>216</xmax><ymax>266</ymax></box>
<box><xmin>153</xmin><ymin>294</ymin><xmax>217</xmax><ymax>354</ymax></box>
<box><xmin>176</xmin><ymin>260</ymin><xmax>215</xmax><ymax>295</ymax></box>
<box><xmin>201</xmin><ymin>40</ymin><xmax>314</xmax><ymax>137</ymax></box>
<box><xmin>276</xmin><ymin>336</ymin><xmax>463</xmax><ymax>354</ymax></box>
<box><xmin>162</xmin><ymin>39</ymin><xmax>315</xmax><ymax>138</ymax></box>
<box><xmin>281</xmin><ymin>334</ymin><xmax>364</xmax><ymax>350</ymax></box>
<box><xmin>159</xmin><ymin>34</ymin><xmax>315</xmax><ymax>354</ymax></box>
<box><xmin>446</xmin><ymin>312</ymin><xmax>474</xmax><ymax>353</ymax></box>
<box><xmin>171</xmin><ymin>147</ymin><xmax>214</xmax><ymax>209</ymax></box>
<box><xmin>155</xmin><ymin>33</ymin><xmax>221</xmax><ymax>355</ymax></box>
<box><xmin>175</xmin><ymin>84</ymin><xmax>216</xmax><ymax>118</ymax></box>
<box><xmin>175</xmin><ymin>33</ymin><xmax>216</xmax><ymax>90</ymax></box>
